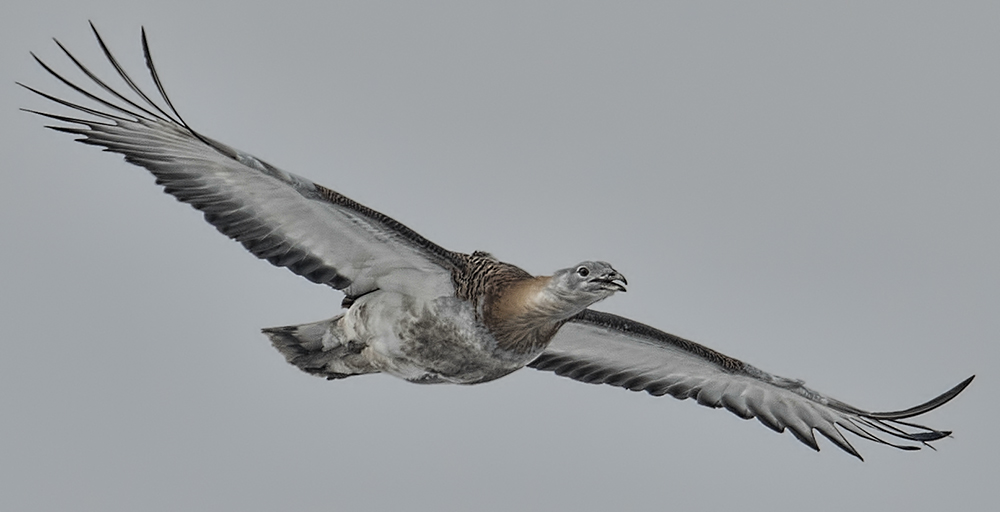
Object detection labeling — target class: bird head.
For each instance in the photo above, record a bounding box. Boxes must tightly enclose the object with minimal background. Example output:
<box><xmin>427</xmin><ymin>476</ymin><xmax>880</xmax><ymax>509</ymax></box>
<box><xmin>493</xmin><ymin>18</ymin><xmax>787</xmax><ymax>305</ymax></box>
<box><xmin>548</xmin><ymin>261</ymin><xmax>627</xmax><ymax>307</ymax></box>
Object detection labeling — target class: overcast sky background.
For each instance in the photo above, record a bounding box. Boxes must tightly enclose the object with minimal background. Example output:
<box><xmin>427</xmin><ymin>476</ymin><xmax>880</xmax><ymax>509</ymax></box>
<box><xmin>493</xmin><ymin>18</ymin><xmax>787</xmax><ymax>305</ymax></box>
<box><xmin>2</xmin><ymin>2</ymin><xmax>997</xmax><ymax>511</ymax></box>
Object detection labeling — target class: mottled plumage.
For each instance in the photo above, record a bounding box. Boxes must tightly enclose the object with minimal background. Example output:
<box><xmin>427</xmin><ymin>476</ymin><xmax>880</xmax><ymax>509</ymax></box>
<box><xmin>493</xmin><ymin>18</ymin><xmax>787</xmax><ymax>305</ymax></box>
<box><xmin>21</xmin><ymin>24</ymin><xmax>973</xmax><ymax>460</ymax></box>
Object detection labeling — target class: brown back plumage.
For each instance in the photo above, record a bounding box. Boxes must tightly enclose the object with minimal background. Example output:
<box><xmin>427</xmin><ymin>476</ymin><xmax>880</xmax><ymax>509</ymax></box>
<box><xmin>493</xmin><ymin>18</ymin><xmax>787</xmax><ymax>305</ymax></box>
<box><xmin>451</xmin><ymin>251</ymin><xmax>532</xmax><ymax>308</ymax></box>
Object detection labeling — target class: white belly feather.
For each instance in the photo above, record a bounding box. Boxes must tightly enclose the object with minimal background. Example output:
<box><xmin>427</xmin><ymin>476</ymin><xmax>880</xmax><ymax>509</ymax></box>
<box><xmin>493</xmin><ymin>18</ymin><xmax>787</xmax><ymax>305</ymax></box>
<box><xmin>339</xmin><ymin>292</ymin><xmax>531</xmax><ymax>384</ymax></box>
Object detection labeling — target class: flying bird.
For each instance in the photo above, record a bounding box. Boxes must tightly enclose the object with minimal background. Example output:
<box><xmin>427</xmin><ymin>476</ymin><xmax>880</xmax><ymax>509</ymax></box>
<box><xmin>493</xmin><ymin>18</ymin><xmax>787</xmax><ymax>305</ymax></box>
<box><xmin>21</xmin><ymin>24</ymin><xmax>973</xmax><ymax>460</ymax></box>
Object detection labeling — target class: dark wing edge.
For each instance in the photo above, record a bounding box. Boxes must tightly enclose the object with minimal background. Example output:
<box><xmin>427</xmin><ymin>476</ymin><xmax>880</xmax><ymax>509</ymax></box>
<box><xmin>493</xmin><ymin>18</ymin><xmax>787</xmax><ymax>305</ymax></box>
<box><xmin>530</xmin><ymin>309</ymin><xmax>974</xmax><ymax>460</ymax></box>
<box><xmin>18</xmin><ymin>22</ymin><xmax>465</xmax><ymax>298</ymax></box>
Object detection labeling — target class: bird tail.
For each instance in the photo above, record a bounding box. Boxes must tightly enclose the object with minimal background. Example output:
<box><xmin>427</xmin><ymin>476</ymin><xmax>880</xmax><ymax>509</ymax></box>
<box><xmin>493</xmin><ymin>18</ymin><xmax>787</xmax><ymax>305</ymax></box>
<box><xmin>262</xmin><ymin>316</ymin><xmax>378</xmax><ymax>380</ymax></box>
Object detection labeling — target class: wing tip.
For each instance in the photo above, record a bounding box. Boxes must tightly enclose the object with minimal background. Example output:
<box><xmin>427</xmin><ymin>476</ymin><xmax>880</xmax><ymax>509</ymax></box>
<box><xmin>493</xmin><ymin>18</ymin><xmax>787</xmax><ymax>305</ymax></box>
<box><xmin>868</xmin><ymin>375</ymin><xmax>974</xmax><ymax>420</ymax></box>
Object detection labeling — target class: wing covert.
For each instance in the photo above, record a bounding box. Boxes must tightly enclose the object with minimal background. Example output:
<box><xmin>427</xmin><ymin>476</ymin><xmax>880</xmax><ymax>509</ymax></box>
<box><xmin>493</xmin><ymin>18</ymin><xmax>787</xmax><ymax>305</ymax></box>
<box><xmin>20</xmin><ymin>24</ymin><xmax>463</xmax><ymax>300</ymax></box>
<box><xmin>530</xmin><ymin>309</ymin><xmax>973</xmax><ymax>459</ymax></box>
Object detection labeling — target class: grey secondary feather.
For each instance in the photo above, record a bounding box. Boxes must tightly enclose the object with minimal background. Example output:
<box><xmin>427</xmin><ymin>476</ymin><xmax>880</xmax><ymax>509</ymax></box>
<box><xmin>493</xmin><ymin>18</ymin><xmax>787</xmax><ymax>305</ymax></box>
<box><xmin>21</xmin><ymin>24</ymin><xmax>973</xmax><ymax>460</ymax></box>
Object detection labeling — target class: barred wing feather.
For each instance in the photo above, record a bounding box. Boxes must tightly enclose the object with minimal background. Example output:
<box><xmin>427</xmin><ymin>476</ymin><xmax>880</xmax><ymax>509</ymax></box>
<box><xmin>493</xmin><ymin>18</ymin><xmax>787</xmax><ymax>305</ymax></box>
<box><xmin>531</xmin><ymin>309</ymin><xmax>973</xmax><ymax>460</ymax></box>
<box><xmin>19</xmin><ymin>24</ymin><xmax>461</xmax><ymax>300</ymax></box>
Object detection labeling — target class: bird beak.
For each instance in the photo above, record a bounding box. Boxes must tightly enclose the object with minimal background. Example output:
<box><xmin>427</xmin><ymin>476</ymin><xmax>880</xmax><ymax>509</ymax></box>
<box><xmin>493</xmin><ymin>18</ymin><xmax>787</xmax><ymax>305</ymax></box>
<box><xmin>596</xmin><ymin>270</ymin><xmax>627</xmax><ymax>293</ymax></box>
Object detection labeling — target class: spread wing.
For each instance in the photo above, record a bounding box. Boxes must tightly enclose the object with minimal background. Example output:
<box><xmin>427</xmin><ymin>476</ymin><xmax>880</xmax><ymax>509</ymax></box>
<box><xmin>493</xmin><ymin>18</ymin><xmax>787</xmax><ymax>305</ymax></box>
<box><xmin>19</xmin><ymin>23</ymin><xmax>463</xmax><ymax>300</ymax></box>
<box><xmin>530</xmin><ymin>309</ymin><xmax>973</xmax><ymax>459</ymax></box>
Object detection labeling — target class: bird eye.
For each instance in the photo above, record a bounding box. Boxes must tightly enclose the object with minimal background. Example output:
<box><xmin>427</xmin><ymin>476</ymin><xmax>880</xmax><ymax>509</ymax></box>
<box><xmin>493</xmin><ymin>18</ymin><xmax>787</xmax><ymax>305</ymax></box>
<box><xmin>576</xmin><ymin>266</ymin><xmax>590</xmax><ymax>277</ymax></box>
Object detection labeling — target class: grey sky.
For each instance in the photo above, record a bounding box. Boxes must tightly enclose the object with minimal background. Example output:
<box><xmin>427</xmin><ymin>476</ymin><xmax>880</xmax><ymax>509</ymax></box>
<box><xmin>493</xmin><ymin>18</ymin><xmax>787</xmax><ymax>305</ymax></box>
<box><xmin>2</xmin><ymin>1</ymin><xmax>997</xmax><ymax>511</ymax></box>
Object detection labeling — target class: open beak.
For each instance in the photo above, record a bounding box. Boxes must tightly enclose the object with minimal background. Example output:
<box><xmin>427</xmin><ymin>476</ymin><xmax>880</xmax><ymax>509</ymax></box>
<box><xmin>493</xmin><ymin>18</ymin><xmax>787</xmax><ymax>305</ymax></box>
<box><xmin>595</xmin><ymin>270</ymin><xmax>627</xmax><ymax>293</ymax></box>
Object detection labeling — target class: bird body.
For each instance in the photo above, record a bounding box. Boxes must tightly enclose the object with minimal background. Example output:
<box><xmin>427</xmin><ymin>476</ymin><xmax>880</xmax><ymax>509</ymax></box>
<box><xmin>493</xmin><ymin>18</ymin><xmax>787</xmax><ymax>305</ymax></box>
<box><xmin>267</xmin><ymin>252</ymin><xmax>626</xmax><ymax>384</ymax></box>
<box><xmin>21</xmin><ymin>24</ymin><xmax>973</xmax><ymax>460</ymax></box>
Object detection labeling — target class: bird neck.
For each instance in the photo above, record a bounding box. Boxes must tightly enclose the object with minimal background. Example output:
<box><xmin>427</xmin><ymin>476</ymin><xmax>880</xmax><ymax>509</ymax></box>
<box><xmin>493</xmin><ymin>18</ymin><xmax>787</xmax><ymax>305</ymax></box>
<box><xmin>451</xmin><ymin>254</ymin><xmax>588</xmax><ymax>356</ymax></box>
<box><xmin>484</xmin><ymin>276</ymin><xmax>587</xmax><ymax>355</ymax></box>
